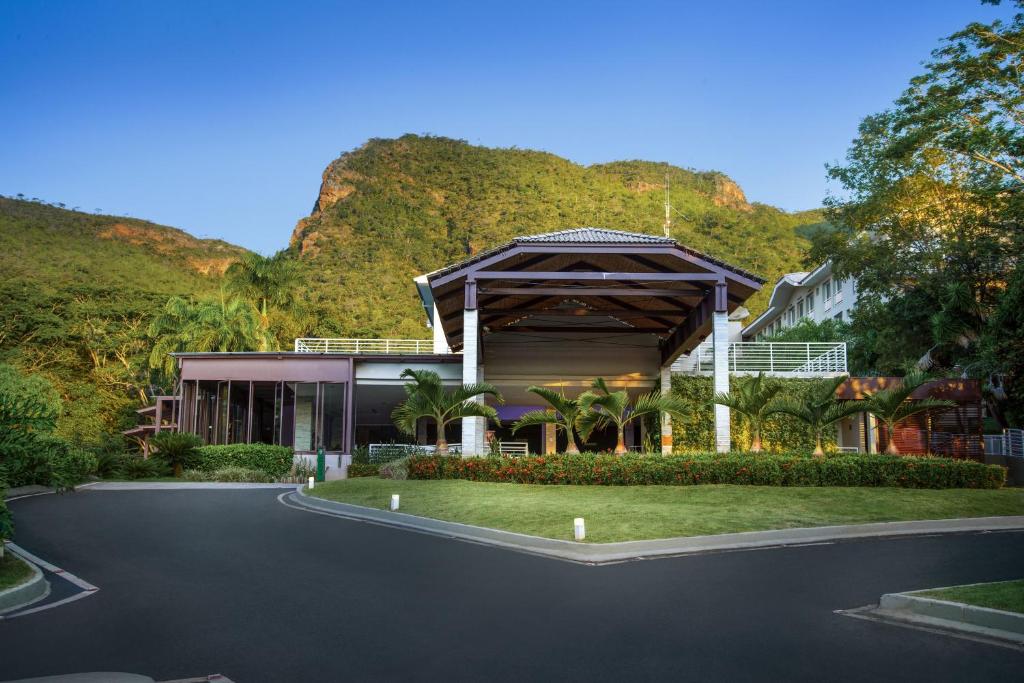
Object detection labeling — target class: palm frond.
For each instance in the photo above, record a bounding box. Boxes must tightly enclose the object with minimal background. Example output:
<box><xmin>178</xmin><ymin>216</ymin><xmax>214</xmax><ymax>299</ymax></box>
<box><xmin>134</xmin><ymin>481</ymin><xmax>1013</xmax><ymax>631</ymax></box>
<box><xmin>511</xmin><ymin>410</ymin><xmax>560</xmax><ymax>433</ymax></box>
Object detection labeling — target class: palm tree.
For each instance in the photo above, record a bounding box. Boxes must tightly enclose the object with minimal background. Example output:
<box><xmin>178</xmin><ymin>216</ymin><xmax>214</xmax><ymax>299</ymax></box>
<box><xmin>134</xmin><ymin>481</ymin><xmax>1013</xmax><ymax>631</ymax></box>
<box><xmin>511</xmin><ymin>386</ymin><xmax>584</xmax><ymax>454</ymax></box>
<box><xmin>577</xmin><ymin>377</ymin><xmax>690</xmax><ymax>455</ymax></box>
<box><xmin>391</xmin><ymin>369</ymin><xmax>503</xmax><ymax>455</ymax></box>
<box><xmin>150</xmin><ymin>431</ymin><xmax>202</xmax><ymax>477</ymax></box>
<box><xmin>147</xmin><ymin>295</ymin><xmax>272</xmax><ymax>375</ymax></box>
<box><xmin>712</xmin><ymin>372</ymin><xmax>782</xmax><ymax>452</ymax></box>
<box><xmin>768</xmin><ymin>375</ymin><xmax>863</xmax><ymax>457</ymax></box>
<box><xmin>225</xmin><ymin>251</ymin><xmax>300</xmax><ymax>342</ymax></box>
<box><xmin>864</xmin><ymin>370</ymin><xmax>956</xmax><ymax>454</ymax></box>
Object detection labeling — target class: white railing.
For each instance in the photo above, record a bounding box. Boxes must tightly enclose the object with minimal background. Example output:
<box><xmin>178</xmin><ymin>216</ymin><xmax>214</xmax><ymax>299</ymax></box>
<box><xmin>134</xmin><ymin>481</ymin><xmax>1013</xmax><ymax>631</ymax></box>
<box><xmin>672</xmin><ymin>342</ymin><xmax>847</xmax><ymax>376</ymax></box>
<box><xmin>987</xmin><ymin>429</ymin><xmax>1024</xmax><ymax>457</ymax></box>
<box><xmin>295</xmin><ymin>338</ymin><xmax>434</xmax><ymax>354</ymax></box>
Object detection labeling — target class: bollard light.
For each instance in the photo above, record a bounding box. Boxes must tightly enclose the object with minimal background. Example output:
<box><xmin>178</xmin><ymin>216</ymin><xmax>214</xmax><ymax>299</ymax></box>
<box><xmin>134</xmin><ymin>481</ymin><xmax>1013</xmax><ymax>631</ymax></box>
<box><xmin>574</xmin><ymin>517</ymin><xmax>586</xmax><ymax>541</ymax></box>
<box><xmin>390</xmin><ymin>494</ymin><xmax>400</xmax><ymax>511</ymax></box>
<box><xmin>308</xmin><ymin>476</ymin><xmax>315</xmax><ymax>490</ymax></box>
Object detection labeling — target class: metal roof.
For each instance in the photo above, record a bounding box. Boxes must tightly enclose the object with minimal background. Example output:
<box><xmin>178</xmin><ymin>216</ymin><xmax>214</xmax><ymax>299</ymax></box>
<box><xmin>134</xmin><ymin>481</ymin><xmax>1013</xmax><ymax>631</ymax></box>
<box><xmin>422</xmin><ymin>227</ymin><xmax>765</xmax><ymax>285</ymax></box>
<box><xmin>514</xmin><ymin>227</ymin><xmax>675</xmax><ymax>244</ymax></box>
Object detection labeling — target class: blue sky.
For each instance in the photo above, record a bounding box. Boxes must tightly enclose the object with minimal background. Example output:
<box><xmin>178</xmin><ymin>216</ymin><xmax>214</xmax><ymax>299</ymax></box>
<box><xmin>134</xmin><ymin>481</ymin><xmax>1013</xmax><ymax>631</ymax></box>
<box><xmin>0</xmin><ymin>1</ymin><xmax>1015</xmax><ymax>254</ymax></box>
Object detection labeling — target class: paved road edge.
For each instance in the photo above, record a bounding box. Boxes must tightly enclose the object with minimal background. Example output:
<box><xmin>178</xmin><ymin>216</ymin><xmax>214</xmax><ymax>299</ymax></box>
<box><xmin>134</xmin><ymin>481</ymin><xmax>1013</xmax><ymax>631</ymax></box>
<box><xmin>0</xmin><ymin>547</ymin><xmax>50</xmax><ymax>615</ymax></box>
<box><xmin>285</xmin><ymin>488</ymin><xmax>1024</xmax><ymax>565</ymax></box>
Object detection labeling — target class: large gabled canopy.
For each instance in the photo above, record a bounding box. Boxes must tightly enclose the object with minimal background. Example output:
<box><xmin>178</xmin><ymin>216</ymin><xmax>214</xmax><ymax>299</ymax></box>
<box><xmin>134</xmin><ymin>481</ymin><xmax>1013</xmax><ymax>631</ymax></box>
<box><xmin>421</xmin><ymin>228</ymin><xmax>763</xmax><ymax>365</ymax></box>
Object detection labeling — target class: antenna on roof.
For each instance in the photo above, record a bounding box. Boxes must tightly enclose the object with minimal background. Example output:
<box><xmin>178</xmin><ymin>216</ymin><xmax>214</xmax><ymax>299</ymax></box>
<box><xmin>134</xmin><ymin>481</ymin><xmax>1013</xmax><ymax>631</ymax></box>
<box><xmin>663</xmin><ymin>173</ymin><xmax>671</xmax><ymax>238</ymax></box>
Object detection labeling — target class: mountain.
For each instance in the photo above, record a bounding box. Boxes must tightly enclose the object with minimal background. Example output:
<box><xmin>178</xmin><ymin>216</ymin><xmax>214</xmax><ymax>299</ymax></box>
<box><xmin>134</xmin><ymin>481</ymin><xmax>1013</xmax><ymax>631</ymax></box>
<box><xmin>0</xmin><ymin>197</ymin><xmax>247</xmax><ymax>446</ymax></box>
<box><xmin>0</xmin><ymin>135</ymin><xmax>821</xmax><ymax>446</ymax></box>
<box><xmin>290</xmin><ymin>135</ymin><xmax>823</xmax><ymax>338</ymax></box>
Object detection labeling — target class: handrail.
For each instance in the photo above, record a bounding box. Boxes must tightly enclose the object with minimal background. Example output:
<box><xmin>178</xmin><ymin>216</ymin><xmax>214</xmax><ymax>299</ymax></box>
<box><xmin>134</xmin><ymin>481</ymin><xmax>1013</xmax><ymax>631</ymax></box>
<box><xmin>672</xmin><ymin>341</ymin><xmax>847</xmax><ymax>376</ymax></box>
<box><xmin>294</xmin><ymin>338</ymin><xmax>434</xmax><ymax>354</ymax></box>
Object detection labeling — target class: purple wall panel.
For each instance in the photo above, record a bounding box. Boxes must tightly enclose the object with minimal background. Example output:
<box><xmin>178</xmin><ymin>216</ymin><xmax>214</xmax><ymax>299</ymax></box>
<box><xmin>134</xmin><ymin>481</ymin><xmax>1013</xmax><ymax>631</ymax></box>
<box><xmin>180</xmin><ymin>357</ymin><xmax>351</xmax><ymax>383</ymax></box>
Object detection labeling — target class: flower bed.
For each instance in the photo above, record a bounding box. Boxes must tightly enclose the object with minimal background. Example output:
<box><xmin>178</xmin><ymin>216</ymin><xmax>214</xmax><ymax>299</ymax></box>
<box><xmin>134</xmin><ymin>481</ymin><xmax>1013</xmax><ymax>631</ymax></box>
<box><xmin>405</xmin><ymin>453</ymin><xmax>1006</xmax><ymax>489</ymax></box>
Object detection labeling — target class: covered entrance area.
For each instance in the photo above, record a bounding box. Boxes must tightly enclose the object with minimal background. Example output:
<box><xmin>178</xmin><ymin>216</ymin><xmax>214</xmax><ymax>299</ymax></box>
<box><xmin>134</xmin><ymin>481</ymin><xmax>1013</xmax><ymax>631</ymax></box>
<box><xmin>422</xmin><ymin>228</ymin><xmax>764</xmax><ymax>455</ymax></box>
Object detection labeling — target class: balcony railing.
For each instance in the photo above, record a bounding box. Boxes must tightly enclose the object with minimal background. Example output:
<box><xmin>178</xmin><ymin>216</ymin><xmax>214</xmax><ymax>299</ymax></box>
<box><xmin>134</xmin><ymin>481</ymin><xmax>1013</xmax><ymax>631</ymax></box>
<box><xmin>672</xmin><ymin>342</ymin><xmax>847</xmax><ymax>376</ymax></box>
<box><xmin>294</xmin><ymin>338</ymin><xmax>435</xmax><ymax>354</ymax></box>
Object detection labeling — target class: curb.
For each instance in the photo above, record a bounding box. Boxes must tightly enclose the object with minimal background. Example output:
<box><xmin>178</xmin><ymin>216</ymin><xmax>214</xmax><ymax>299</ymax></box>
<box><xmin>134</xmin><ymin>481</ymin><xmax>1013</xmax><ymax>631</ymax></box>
<box><xmin>286</xmin><ymin>489</ymin><xmax>1024</xmax><ymax>565</ymax></box>
<box><xmin>0</xmin><ymin>550</ymin><xmax>50</xmax><ymax>615</ymax></box>
<box><xmin>876</xmin><ymin>590</ymin><xmax>1024</xmax><ymax>642</ymax></box>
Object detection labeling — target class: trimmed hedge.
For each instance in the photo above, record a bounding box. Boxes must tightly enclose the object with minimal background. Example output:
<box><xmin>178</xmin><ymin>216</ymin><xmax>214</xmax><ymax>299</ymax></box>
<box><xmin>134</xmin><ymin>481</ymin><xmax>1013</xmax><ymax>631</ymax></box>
<box><xmin>194</xmin><ymin>444</ymin><xmax>293</xmax><ymax>478</ymax></box>
<box><xmin>347</xmin><ymin>463</ymin><xmax>380</xmax><ymax>478</ymax></box>
<box><xmin>406</xmin><ymin>453</ymin><xmax>1006</xmax><ymax>489</ymax></box>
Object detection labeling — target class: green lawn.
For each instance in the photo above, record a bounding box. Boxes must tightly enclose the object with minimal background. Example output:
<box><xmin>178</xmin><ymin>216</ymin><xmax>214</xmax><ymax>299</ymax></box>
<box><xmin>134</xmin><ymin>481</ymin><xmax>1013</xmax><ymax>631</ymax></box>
<box><xmin>918</xmin><ymin>580</ymin><xmax>1024</xmax><ymax>614</ymax></box>
<box><xmin>0</xmin><ymin>553</ymin><xmax>34</xmax><ymax>591</ymax></box>
<box><xmin>309</xmin><ymin>479</ymin><xmax>1024</xmax><ymax>543</ymax></box>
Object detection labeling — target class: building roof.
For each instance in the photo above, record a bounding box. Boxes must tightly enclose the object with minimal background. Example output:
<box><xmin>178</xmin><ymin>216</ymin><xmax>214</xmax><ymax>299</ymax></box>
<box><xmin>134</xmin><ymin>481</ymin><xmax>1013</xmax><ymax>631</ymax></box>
<box><xmin>741</xmin><ymin>261</ymin><xmax>833</xmax><ymax>338</ymax></box>
<box><xmin>422</xmin><ymin>227</ymin><xmax>764</xmax><ymax>288</ymax></box>
<box><xmin>515</xmin><ymin>227</ymin><xmax>676</xmax><ymax>244</ymax></box>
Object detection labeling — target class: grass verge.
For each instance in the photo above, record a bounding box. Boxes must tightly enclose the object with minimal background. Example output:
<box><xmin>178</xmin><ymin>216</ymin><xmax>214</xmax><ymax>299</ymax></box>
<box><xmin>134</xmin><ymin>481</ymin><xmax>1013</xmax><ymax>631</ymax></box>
<box><xmin>0</xmin><ymin>553</ymin><xmax>34</xmax><ymax>591</ymax></box>
<box><xmin>918</xmin><ymin>580</ymin><xmax>1024</xmax><ymax>614</ymax></box>
<box><xmin>309</xmin><ymin>479</ymin><xmax>1024</xmax><ymax>543</ymax></box>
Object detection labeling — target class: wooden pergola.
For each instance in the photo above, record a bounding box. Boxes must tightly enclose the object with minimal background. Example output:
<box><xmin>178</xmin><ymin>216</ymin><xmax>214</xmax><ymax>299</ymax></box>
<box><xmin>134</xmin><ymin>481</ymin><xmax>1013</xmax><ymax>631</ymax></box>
<box><xmin>423</xmin><ymin>228</ymin><xmax>764</xmax><ymax>455</ymax></box>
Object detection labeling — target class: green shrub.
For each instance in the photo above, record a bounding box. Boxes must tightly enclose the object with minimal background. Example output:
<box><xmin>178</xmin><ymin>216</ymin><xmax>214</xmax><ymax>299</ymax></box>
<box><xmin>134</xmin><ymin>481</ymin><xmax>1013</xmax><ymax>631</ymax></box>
<box><xmin>182</xmin><ymin>469</ymin><xmax>211</xmax><ymax>482</ymax></box>
<box><xmin>49</xmin><ymin>446</ymin><xmax>97</xmax><ymax>492</ymax></box>
<box><xmin>120</xmin><ymin>456</ymin><xmax>171</xmax><ymax>480</ymax></box>
<box><xmin>3</xmin><ymin>442</ymin><xmax>52</xmax><ymax>488</ymax></box>
<box><xmin>207</xmin><ymin>466</ymin><xmax>273</xmax><ymax>483</ymax></box>
<box><xmin>405</xmin><ymin>453</ymin><xmax>1006</xmax><ymax>489</ymax></box>
<box><xmin>0</xmin><ymin>479</ymin><xmax>12</xmax><ymax>547</ymax></box>
<box><xmin>193</xmin><ymin>444</ymin><xmax>293</xmax><ymax>478</ymax></box>
<box><xmin>379</xmin><ymin>457</ymin><xmax>410</xmax><ymax>480</ymax></box>
<box><xmin>347</xmin><ymin>463</ymin><xmax>380</xmax><ymax>478</ymax></box>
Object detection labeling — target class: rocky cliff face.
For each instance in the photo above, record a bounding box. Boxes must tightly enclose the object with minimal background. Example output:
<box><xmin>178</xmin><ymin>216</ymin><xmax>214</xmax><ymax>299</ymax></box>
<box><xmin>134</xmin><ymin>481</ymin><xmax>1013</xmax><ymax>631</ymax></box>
<box><xmin>285</xmin><ymin>134</ymin><xmax>822</xmax><ymax>339</ymax></box>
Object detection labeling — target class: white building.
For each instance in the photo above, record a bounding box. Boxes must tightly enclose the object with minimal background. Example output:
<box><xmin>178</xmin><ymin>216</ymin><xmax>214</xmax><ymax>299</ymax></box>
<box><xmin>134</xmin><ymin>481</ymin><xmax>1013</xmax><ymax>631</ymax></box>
<box><xmin>740</xmin><ymin>261</ymin><xmax>858</xmax><ymax>341</ymax></box>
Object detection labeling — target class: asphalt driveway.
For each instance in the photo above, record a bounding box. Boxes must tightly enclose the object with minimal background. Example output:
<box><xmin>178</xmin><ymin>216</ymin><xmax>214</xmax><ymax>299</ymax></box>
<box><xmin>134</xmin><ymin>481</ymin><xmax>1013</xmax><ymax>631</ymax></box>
<box><xmin>2</xmin><ymin>488</ymin><xmax>1023</xmax><ymax>682</ymax></box>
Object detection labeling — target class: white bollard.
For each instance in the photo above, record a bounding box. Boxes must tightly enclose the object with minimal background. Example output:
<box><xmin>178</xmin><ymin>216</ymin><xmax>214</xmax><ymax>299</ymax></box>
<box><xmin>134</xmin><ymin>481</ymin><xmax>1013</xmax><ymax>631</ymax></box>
<box><xmin>573</xmin><ymin>517</ymin><xmax>586</xmax><ymax>541</ymax></box>
<box><xmin>308</xmin><ymin>476</ymin><xmax>315</xmax><ymax>490</ymax></box>
<box><xmin>390</xmin><ymin>494</ymin><xmax>400</xmax><ymax>511</ymax></box>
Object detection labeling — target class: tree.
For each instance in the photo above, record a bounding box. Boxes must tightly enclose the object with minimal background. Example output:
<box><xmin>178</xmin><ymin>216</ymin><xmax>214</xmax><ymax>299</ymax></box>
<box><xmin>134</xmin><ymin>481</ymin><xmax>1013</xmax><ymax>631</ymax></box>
<box><xmin>391</xmin><ymin>369</ymin><xmax>502</xmax><ymax>455</ymax></box>
<box><xmin>150</xmin><ymin>431</ymin><xmax>202</xmax><ymax>477</ymax></box>
<box><xmin>511</xmin><ymin>386</ymin><xmax>584</xmax><ymax>454</ymax></box>
<box><xmin>863</xmin><ymin>371</ymin><xmax>957</xmax><ymax>455</ymax></box>
<box><xmin>768</xmin><ymin>375</ymin><xmax>863</xmax><ymax>456</ymax></box>
<box><xmin>577</xmin><ymin>377</ymin><xmax>690</xmax><ymax>455</ymax></box>
<box><xmin>813</xmin><ymin>2</ymin><xmax>1024</xmax><ymax>396</ymax></box>
<box><xmin>225</xmin><ymin>252</ymin><xmax>301</xmax><ymax>345</ymax></box>
<box><xmin>147</xmin><ymin>295</ymin><xmax>273</xmax><ymax>375</ymax></box>
<box><xmin>983</xmin><ymin>265</ymin><xmax>1024</xmax><ymax>425</ymax></box>
<box><xmin>712</xmin><ymin>372</ymin><xmax>783</xmax><ymax>452</ymax></box>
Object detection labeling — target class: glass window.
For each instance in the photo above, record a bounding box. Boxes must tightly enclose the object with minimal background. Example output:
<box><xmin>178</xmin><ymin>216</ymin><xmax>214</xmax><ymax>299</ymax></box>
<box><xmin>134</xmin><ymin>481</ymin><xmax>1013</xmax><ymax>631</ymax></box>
<box><xmin>228</xmin><ymin>381</ymin><xmax>250</xmax><ymax>444</ymax></box>
<box><xmin>195</xmin><ymin>381</ymin><xmax>219</xmax><ymax>444</ymax></box>
<box><xmin>292</xmin><ymin>382</ymin><xmax>317</xmax><ymax>452</ymax></box>
<box><xmin>216</xmin><ymin>381</ymin><xmax>229</xmax><ymax>444</ymax></box>
<box><xmin>806</xmin><ymin>292</ymin><xmax>814</xmax><ymax>312</ymax></box>
<box><xmin>797</xmin><ymin>299</ymin><xmax>804</xmax><ymax>318</ymax></box>
<box><xmin>824</xmin><ymin>279</ymin><xmax>831</xmax><ymax>299</ymax></box>
<box><xmin>320</xmin><ymin>383</ymin><xmax>346</xmax><ymax>452</ymax></box>
<box><xmin>251</xmin><ymin>382</ymin><xmax>278</xmax><ymax>445</ymax></box>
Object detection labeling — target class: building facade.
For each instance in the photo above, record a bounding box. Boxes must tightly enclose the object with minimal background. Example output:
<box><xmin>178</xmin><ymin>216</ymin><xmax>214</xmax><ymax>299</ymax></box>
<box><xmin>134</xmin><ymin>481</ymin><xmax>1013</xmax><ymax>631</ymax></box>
<box><xmin>129</xmin><ymin>229</ymin><xmax>983</xmax><ymax>474</ymax></box>
<box><xmin>741</xmin><ymin>261</ymin><xmax>858</xmax><ymax>341</ymax></box>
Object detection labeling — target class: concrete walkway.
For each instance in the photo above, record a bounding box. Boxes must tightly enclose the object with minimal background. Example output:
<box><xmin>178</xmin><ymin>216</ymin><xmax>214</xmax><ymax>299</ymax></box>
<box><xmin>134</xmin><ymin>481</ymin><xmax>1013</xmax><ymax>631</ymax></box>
<box><xmin>287</xmin><ymin>488</ymin><xmax>1024</xmax><ymax>565</ymax></box>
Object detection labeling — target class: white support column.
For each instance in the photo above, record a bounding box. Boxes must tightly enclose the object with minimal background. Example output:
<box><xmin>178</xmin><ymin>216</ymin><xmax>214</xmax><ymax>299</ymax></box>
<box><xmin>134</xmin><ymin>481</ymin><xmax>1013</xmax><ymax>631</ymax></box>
<box><xmin>432</xmin><ymin>304</ymin><xmax>449</xmax><ymax>354</ymax></box>
<box><xmin>713</xmin><ymin>284</ymin><xmax>731</xmax><ymax>453</ymax></box>
<box><xmin>461</xmin><ymin>281</ymin><xmax>485</xmax><ymax>456</ymax></box>
<box><xmin>866</xmin><ymin>412</ymin><xmax>877</xmax><ymax>454</ymax></box>
<box><xmin>660</xmin><ymin>364</ymin><xmax>673</xmax><ymax>455</ymax></box>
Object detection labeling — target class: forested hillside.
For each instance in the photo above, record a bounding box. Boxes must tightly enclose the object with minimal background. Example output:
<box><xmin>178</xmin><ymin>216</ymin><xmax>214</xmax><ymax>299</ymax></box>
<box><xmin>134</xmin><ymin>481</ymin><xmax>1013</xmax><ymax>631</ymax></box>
<box><xmin>0</xmin><ymin>198</ymin><xmax>246</xmax><ymax>446</ymax></box>
<box><xmin>290</xmin><ymin>135</ymin><xmax>824</xmax><ymax>337</ymax></box>
<box><xmin>0</xmin><ymin>136</ymin><xmax>820</xmax><ymax>446</ymax></box>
